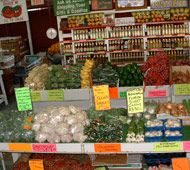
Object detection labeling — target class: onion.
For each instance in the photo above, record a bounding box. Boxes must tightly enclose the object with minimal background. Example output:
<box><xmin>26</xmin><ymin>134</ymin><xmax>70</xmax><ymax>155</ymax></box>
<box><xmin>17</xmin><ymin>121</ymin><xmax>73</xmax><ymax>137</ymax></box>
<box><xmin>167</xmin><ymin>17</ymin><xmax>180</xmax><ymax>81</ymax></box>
<box><xmin>177</xmin><ymin>104</ymin><xmax>184</xmax><ymax>110</ymax></box>
<box><xmin>166</xmin><ymin>103</ymin><xmax>172</xmax><ymax>110</ymax></box>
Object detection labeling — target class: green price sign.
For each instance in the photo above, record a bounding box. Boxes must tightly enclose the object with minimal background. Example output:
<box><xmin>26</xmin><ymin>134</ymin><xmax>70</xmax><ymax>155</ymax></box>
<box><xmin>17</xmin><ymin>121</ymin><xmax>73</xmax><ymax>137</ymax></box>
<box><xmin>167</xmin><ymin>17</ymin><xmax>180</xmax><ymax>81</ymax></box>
<box><xmin>31</xmin><ymin>91</ymin><xmax>42</xmax><ymax>102</ymax></box>
<box><xmin>54</xmin><ymin>0</ymin><xmax>90</xmax><ymax>16</ymax></box>
<box><xmin>47</xmin><ymin>90</ymin><xmax>64</xmax><ymax>101</ymax></box>
<box><xmin>15</xmin><ymin>87</ymin><xmax>32</xmax><ymax>111</ymax></box>
<box><xmin>175</xmin><ymin>84</ymin><xmax>190</xmax><ymax>95</ymax></box>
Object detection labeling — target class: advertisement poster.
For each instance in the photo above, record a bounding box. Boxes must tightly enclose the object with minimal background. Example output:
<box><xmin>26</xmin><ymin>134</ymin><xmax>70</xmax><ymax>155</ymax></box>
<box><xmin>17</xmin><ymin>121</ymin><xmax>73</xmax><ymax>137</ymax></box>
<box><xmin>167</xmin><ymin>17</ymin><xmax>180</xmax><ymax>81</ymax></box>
<box><xmin>31</xmin><ymin>0</ymin><xmax>44</xmax><ymax>6</ymax></box>
<box><xmin>0</xmin><ymin>0</ymin><xmax>29</xmax><ymax>24</ymax></box>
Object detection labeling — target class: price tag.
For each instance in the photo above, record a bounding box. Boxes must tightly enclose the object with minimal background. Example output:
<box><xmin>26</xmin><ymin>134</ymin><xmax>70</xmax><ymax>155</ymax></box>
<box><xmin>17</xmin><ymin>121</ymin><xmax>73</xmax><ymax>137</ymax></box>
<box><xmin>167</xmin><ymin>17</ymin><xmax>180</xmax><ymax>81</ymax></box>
<box><xmin>127</xmin><ymin>88</ymin><xmax>144</xmax><ymax>114</ymax></box>
<box><xmin>8</xmin><ymin>143</ymin><xmax>32</xmax><ymax>152</ymax></box>
<box><xmin>172</xmin><ymin>158</ymin><xmax>190</xmax><ymax>170</ymax></box>
<box><xmin>93</xmin><ymin>85</ymin><xmax>111</xmax><ymax>110</ymax></box>
<box><xmin>109</xmin><ymin>87</ymin><xmax>119</xmax><ymax>99</ymax></box>
<box><xmin>183</xmin><ymin>141</ymin><xmax>190</xmax><ymax>151</ymax></box>
<box><xmin>15</xmin><ymin>87</ymin><xmax>32</xmax><ymax>111</ymax></box>
<box><xmin>47</xmin><ymin>90</ymin><xmax>64</xmax><ymax>101</ymax></box>
<box><xmin>94</xmin><ymin>144</ymin><xmax>121</xmax><ymax>153</ymax></box>
<box><xmin>31</xmin><ymin>91</ymin><xmax>42</xmax><ymax>102</ymax></box>
<box><xmin>32</xmin><ymin>144</ymin><xmax>57</xmax><ymax>152</ymax></box>
<box><xmin>175</xmin><ymin>84</ymin><xmax>190</xmax><ymax>95</ymax></box>
<box><xmin>119</xmin><ymin>91</ymin><xmax>127</xmax><ymax>98</ymax></box>
<box><xmin>164</xmin><ymin>48</ymin><xmax>172</xmax><ymax>51</ymax></box>
<box><xmin>153</xmin><ymin>142</ymin><xmax>183</xmax><ymax>152</ymax></box>
<box><xmin>29</xmin><ymin>160</ymin><xmax>44</xmax><ymax>170</ymax></box>
<box><xmin>148</xmin><ymin>90</ymin><xmax>167</xmax><ymax>97</ymax></box>
<box><xmin>96</xmin><ymin>38</ymin><xmax>103</xmax><ymax>41</ymax></box>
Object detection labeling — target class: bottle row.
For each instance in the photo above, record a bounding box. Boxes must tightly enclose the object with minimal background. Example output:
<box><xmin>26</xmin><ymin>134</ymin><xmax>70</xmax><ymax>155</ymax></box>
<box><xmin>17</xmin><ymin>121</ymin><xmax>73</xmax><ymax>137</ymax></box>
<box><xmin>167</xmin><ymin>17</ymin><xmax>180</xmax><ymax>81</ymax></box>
<box><xmin>149</xmin><ymin>50</ymin><xmax>189</xmax><ymax>60</ymax></box>
<box><xmin>147</xmin><ymin>38</ymin><xmax>189</xmax><ymax>49</ymax></box>
<box><xmin>147</xmin><ymin>24</ymin><xmax>189</xmax><ymax>36</ymax></box>
<box><xmin>109</xmin><ymin>39</ymin><xmax>144</xmax><ymax>51</ymax></box>
<box><xmin>110</xmin><ymin>52</ymin><xmax>144</xmax><ymax>63</ymax></box>
<box><xmin>74</xmin><ymin>41</ymin><xmax>106</xmax><ymax>53</ymax></box>
<box><xmin>72</xmin><ymin>24</ymin><xmax>190</xmax><ymax>40</ymax></box>
<box><xmin>76</xmin><ymin>54</ymin><xmax>108</xmax><ymax>63</ymax></box>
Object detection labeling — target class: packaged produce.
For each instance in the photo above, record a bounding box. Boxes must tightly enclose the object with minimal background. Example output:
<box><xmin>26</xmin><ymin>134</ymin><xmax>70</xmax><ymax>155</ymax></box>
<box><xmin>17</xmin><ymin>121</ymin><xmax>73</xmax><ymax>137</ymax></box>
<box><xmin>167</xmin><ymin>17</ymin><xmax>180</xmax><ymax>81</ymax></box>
<box><xmin>117</xmin><ymin>63</ymin><xmax>144</xmax><ymax>87</ymax></box>
<box><xmin>92</xmin><ymin>62</ymin><xmax>119</xmax><ymax>87</ymax></box>
<box><xmin>145</xmin><ymin>120</ymin><xmax>163</xmax><ymax>131</ymax></box>
<box><xmin>164</xmin><ymin>119</ymin><xmax>182</xmax><ymax>131</ymax></box>
<box><xmin>81</xmin><ymin>59</ymin><xmax>94</xmax><ymax>88</ymax></box>
<box><xmin>25</xmin><ymin>64</ymin><xmax>49</xmax><ymax>90</ymax></box>
<box><xmin>165</xmin><ymin>130</ymin><xmax>182</xmax><ymax>141</ymax></box>
<box><xmin>157</xmin><ymin>102</ymin><xmax>188</xmax><ymax>116</ymax></box>
<box><xmin>145</xmin><ymin>131</ymin><xmax>163</xmax><ymax>142</ymax></box>
<box><xmin>141</xmin><ymin>52</ymin><xmax>169</xmax><ymax>86</ymax></box>
<box><xmin>32</xmin><ymin>105</ymin><xmax>89</xmax><ymax>143</ymax></box>
<box><xmin>0</xmin><ymin>110</ymin><xmax>35</xmax><ymax>142</ymax></box>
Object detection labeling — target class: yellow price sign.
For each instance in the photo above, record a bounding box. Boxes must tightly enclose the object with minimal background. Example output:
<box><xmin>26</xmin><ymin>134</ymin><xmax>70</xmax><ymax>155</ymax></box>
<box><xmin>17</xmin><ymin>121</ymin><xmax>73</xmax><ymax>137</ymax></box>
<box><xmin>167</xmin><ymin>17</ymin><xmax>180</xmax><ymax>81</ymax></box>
<box><xmin>47</xmin><ymin>90</ymin><xmax>64</xmax><ymax>101</ymax></box>
<box><xmin>153</xmin><ymin>142</ymin><xmax>183</xmax><ymax>152</ymax></box>
<box><xmin>29</xmin><ymin>159</ymin><xmax>44</xmax><ymax>170</ymax></box>
<box><xmin>175</xmin><ymin>84</ymin><xmax>190</xmax><ymax>95</ymax></box>
<box><xmin>31</xmin><ymin>91</ymin><xmax>42</xmax><ymax>102</ymax></box>
<box><xmin>93</xmin><ymin>85</ymin><xmax>111</xmax><ymax>111</ymax></box>
<box><xmin>127</xmin><ymin>88</ymin><xmax>144</xmax><ymax>114</ymax></box>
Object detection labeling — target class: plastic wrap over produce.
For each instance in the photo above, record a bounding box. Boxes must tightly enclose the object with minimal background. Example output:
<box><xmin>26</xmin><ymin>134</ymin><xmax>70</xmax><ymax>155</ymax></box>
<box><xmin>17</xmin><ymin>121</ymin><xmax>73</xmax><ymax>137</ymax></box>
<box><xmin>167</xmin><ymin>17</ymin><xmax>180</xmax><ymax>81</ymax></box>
<box><xmin>32</xmin><ymin>105</ymin><xmax>89</xmax><ymax>143</ymax></box>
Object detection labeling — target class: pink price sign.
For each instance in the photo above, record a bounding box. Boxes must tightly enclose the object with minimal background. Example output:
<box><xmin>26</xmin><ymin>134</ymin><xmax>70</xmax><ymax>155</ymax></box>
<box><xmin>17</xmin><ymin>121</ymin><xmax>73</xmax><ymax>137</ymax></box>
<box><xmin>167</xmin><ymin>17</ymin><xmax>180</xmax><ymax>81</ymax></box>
<box><xmin>148</xmin><ymin>90</ymin><xmax>167</xmax><ymax>98</ymax></box>
<box><xmin>32</xmin><ymin>144</ymin><xmax>57</xmax><ymax>153</ymax></box>
<box><xmin>183</xmin><ymin>141</ymin><xmax>190</xmax><ymax>151</ymax></box>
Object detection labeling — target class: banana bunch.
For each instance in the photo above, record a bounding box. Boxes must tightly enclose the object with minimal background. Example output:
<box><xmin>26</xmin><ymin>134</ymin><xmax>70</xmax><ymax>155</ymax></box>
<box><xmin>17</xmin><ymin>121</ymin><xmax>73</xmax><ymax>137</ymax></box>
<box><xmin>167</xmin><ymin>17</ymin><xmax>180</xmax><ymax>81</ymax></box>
<box><xmin>81</xmin><ymin>59</ymin><xmax>94</xmax><ymax>88</ymax></box>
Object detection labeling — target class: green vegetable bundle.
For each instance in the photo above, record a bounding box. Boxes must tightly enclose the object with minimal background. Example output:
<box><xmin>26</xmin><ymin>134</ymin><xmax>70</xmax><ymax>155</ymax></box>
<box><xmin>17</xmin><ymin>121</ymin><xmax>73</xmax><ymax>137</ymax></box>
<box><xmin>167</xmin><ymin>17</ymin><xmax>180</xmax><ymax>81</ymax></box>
<box><xmin>92</xmin><ymin>62</ymin><xmax>119</xmax><ymax>87</ymax></box>
<box><xmin>118</xmin><ymin>63</ymin><xmax>144</xmax><ymax>87</ymax></box>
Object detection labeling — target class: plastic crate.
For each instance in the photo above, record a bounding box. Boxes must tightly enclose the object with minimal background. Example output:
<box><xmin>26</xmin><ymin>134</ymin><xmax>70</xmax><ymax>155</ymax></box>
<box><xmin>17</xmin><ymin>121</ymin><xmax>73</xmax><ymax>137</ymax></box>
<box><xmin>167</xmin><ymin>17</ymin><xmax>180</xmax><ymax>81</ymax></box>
<box><xmin>24</xmin><ymin>55</ymin><xmax>42</xmax><ymax>72</ymax></box>
<box><xmin>145</xmin><ymin>136</ymin><xmax>163</xmax><ymax>142</ymax></box>
<box><xmin>145</xmin><ymin>126</ymin><xmax>164</xmax><ymax>131</ymax></box>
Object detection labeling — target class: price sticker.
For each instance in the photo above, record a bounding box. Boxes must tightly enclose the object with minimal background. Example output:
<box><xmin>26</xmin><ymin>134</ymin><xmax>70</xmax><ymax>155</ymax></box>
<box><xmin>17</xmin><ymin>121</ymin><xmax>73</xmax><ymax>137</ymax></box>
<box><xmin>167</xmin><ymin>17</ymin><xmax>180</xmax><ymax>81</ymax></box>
<box><xmin>15</xmin><ymin>87</ymin><xmax>32</xmax><ymax>111</ymax></box>
<box><xmin>127</xmin><ymin>88</ymin><xmax>144</xmax><ymax>114</ymax></box>
<box><xmin>31</xmin><ymin>91</ymin><xmax>42</xmax><ymax>102</ymax></box>
<box><xmin>29</xmin><ymin>159</ymin><xmax>44</xmax><ymax>170</ymax></box>
<box><xmin>47</xmin><ymin>90</ymin><xmax>64</xmax><ymax>101</ymax></box>
<box><xmin>176</xmin><ymin>47</ymin><xmax>183</xmax><ymax>50</ymax></box>
<box><xmin>93</xmin><ymin>85</ymin><xmax>111</xmax><ymax>111</ymax></box>
<box><xmin>153</xmin><ymin>142</ymin><xmax>183</xmax><ymax>152</ymax></box>
<box><xmin>8</xmin><ymin>143</ymin><xmax>32</xmax><ymax>152</ymax></box>
<box><xmin>94</xmin><ymin>144</ymin><xmax>121</xmax><ymax>153</ymax></box>
<box><xmin>32</xmin><ymin>144</ymin><xmax>57</xmax><ymax>152</ymax></box>
<box><xmin>148</xmin><ymin>90</ymin><xmax>167</xmax><ymax>97</ymax></box>
<box><xmin>119</xmin><ymin>91</ymin><xmax>127</xmax><ymax>98</ymax></box>
<box><xmin>164</xmin><ymin>48</ymin><xmax>172</xmax><ymax>51</ymax></box>
<box><xmin>172</xmin><ymin>158</ymin><xmax>190</xmax><ymax>170</ymax></box>
<box><xmin>175</xmin><ymin>84</ymin><xmax>190</xmax><ymax>95</ymax></box>
<box><xmin>183</xmin><ymin>141</ymin><xmax>190</xmax><ymax>151</ymax></box>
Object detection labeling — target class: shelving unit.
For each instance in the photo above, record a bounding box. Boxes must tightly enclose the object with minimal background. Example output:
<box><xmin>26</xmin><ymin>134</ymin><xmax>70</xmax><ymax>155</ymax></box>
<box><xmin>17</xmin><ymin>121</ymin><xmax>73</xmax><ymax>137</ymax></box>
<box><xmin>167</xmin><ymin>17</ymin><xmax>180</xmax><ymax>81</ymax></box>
<box><xmin>57</xmin><ymin>12</ymin><xmax>190</xmax><ymax>65</ymax></box>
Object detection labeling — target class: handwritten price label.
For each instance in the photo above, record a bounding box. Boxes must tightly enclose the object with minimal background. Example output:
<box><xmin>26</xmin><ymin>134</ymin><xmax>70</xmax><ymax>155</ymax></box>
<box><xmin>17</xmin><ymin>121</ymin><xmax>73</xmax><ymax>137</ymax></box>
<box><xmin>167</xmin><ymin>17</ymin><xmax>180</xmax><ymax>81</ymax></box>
<box><xmin>32</xmin><ymin>144</ymin><xmax>57</xmax><ymax>152</ymax></box>
<box><xmin>175</xmin><ymin>84</ymin><xmax>190</xmax><ymax>95</ymax></box>
<box><xmin>94</xmin><ymin>144</ymin><xmax>121</xmax><ymax>153</ymax></box>
<box><xmin>47</xmin><ymin>90</ymin><xmax>64</xmax><ymax>101</ymax></box>
<box><xmin>148</xmin><ymin>90</ymin><xmax>167</xmax><ymax>97</ymax></box>
<box><xmin>8</xmin><ymin>143</ymin><xmax>32</xmax><ymax>152</ymax></box>
<box><xmin>153</xmin><ymin>142</ymin><xmax>183</xmax><ymax>152</ymax></box>
<box><xmin>29</xmin><ymin>159</ymin><xmax>44</xmax><ymax>170</ymax></box>
<box><xmin>172</xmin><ymin>158</ymin><xmax>190</xmax><ymax>170</ymax></box>
<box><xmin>31</xmin><ymin>91</ymin><xmax>42</xmax><ymax>102</ymax></box>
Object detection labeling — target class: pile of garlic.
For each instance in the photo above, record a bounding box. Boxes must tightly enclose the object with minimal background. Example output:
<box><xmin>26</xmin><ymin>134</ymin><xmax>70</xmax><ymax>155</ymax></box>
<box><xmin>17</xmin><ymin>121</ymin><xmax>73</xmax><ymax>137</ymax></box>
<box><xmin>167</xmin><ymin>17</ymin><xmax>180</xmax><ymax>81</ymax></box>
<box><xmin>25</xmin><ymin>64</ymin><xmax>49</xmax><ymax>90</ymax></box>
<box><xmin>32</xmin><ymin>105</ymin><xmax>89</xmax><ymax>143</ymax></box>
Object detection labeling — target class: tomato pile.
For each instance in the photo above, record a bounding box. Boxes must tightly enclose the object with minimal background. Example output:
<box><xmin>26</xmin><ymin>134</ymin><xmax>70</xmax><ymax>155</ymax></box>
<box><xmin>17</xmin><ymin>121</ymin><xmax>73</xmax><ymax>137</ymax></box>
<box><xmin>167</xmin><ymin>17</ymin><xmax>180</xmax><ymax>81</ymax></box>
<box><xmin>13</xmin><ymin>154</ymin><xmax>94</xmax><ymax>170</ymax></box>
<box><xmin>141</xmin><ymin>52</ymin><xmax>170</xmax><ymax>86</ymax></box>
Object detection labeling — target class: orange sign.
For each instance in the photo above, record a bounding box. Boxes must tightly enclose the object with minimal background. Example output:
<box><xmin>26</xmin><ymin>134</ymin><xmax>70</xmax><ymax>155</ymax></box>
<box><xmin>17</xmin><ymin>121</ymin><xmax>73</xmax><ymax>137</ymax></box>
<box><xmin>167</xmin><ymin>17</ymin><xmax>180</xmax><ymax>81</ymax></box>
<box><xmin>94</xmin><ymin>144</ymin><xmax>121</xmax><ymax>153</ymax></box>
<box><xmin>8</xmin><ymin>143</ymin><xmax>32</xmax><ymax>152</ymax></box>
<box><xmin>29</xmin><ymin>160</ymin><xmax>44</xmax><ymax>170</ymax></box>
<box><xmin>109</xmin><ymin>87</ymin><xmax>119</xmax><ymax>99</ymax></box>
<box><xmin>172</xmin><ymin>158</ymin><xmax>190</xmax><ymax>170</ymax></box>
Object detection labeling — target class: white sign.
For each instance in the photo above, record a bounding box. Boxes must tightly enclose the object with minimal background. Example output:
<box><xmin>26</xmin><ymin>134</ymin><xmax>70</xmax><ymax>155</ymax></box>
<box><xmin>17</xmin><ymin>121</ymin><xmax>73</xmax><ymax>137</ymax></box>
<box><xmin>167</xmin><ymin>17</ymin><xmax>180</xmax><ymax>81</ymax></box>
<box><xmin>31</xmin><ymin>0</ymin><xmax>44</xmax><ymax>6</ymax></box>
<box><xmin>115</xmin><ymin>17</ymin><xmax>135</xmax><ymax>26</ymax></box>
<box><xmin>0</xmin><ymin>0</ymin><xmax>29</xmax><ymax>25</ymax></box>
